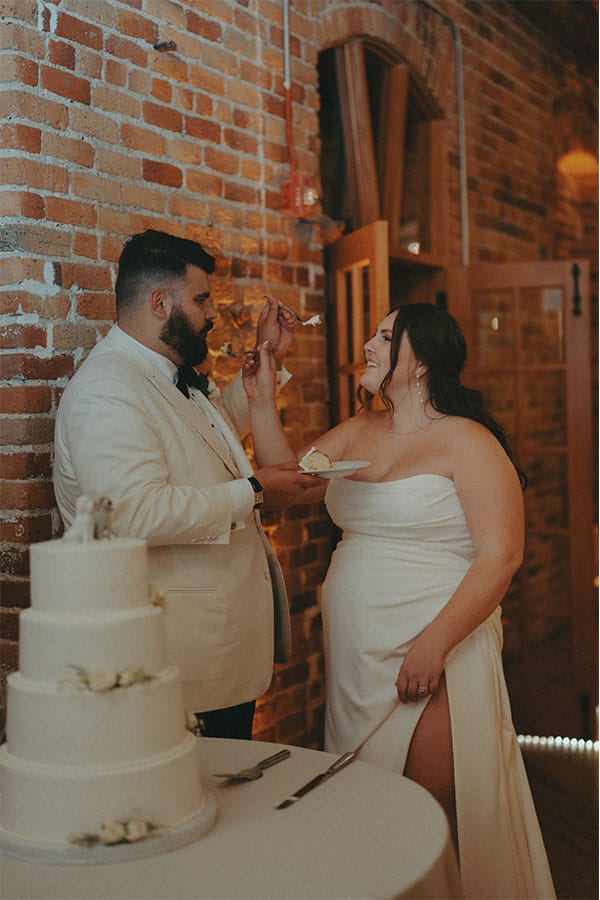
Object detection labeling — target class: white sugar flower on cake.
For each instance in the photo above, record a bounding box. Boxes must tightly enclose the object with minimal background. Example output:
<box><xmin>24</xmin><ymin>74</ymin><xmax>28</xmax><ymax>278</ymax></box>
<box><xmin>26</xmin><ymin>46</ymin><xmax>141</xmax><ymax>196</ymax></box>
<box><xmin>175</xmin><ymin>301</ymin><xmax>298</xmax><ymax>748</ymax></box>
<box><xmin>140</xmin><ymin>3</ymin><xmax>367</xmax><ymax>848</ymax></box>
<box><xmin>72</xmin><ymin>818</ymin><xmax>159</xmax><ymax>848</ymax></box>
<box><xmin>65</xmin><ymin>664</ymin><xmax>155</xmax><ymax>692</ymax></box>
<box><xmin>186</xmin><ymin>710</ymin><xmax>201</xmax><ymax>735</ymax></box>
<box><xmin>87</xmin><ymin>668</ymin><xmax>118</xmax><ymax>692</ymax></box>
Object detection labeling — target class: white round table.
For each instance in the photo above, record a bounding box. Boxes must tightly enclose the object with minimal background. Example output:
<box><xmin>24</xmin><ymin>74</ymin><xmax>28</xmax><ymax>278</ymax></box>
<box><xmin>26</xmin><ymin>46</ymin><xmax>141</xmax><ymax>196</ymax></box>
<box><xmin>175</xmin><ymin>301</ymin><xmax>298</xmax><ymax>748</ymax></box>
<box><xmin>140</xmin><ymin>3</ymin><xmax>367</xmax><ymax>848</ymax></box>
<box><xmin>2</xmin><ymin>738</ymin><xmax>463</xmax><ymax>899</ymax></box>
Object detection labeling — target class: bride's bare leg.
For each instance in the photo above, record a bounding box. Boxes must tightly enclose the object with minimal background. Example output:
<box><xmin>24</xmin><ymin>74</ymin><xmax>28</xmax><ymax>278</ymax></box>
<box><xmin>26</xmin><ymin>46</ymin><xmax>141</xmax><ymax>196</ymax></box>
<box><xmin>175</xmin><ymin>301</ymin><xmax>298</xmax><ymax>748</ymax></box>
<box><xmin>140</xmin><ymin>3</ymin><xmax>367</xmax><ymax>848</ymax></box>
<box><xmin>403</xmin><ymin>674</ymin><xmax>458</xmax><ymax>857</ymax></box>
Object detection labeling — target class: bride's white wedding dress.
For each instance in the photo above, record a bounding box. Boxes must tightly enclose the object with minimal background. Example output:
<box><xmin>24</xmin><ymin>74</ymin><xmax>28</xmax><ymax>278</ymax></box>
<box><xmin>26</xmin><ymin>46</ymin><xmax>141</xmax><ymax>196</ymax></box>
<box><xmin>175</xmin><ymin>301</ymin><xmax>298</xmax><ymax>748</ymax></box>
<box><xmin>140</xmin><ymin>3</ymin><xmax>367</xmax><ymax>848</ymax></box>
<box><xmin>322</xmin><ymin>474</ymin><xmax>555</xmax><ymax>900</ymax></box>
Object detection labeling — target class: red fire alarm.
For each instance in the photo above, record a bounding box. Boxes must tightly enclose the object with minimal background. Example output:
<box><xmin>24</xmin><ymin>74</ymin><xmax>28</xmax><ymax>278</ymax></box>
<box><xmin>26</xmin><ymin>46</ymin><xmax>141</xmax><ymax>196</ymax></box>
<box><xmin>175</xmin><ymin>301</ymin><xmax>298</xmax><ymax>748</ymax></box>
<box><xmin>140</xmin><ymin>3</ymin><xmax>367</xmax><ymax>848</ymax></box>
<box><xmin>280</xmin><ymin>172</ymin><xmax>318</xmax><ymax>219</ymax></box>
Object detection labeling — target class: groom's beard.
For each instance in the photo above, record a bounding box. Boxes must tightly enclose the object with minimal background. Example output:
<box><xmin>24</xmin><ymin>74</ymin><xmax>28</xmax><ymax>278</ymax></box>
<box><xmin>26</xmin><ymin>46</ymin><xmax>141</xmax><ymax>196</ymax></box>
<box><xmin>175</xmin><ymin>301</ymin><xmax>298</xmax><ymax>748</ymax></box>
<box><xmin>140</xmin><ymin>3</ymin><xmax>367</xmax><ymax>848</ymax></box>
<box><xmin>160</xmin><ymin>306</ymin><xmax>214</xmax><ymax>366</ymax></box>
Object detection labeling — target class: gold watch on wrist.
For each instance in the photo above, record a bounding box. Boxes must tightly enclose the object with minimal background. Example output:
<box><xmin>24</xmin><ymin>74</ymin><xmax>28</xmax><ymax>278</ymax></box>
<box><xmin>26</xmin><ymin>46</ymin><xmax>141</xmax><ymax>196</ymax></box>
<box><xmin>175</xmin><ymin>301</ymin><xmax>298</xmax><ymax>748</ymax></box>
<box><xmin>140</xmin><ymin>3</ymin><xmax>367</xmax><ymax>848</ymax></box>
<box><xmin>247</xmin><ymin>476</ymin><xmax>264</xmax><ymax>509</ymax></box>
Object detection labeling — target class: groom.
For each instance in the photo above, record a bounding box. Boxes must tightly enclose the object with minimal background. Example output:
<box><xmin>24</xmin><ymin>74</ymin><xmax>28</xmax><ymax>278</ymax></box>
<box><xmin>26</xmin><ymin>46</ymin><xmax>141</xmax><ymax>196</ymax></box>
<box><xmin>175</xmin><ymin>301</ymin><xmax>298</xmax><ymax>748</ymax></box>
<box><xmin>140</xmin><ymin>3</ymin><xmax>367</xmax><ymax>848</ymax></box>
<box><xmin>53</xmin><ymin>229</ymin><xmax>324</xmax><ymax>739</ymax></box>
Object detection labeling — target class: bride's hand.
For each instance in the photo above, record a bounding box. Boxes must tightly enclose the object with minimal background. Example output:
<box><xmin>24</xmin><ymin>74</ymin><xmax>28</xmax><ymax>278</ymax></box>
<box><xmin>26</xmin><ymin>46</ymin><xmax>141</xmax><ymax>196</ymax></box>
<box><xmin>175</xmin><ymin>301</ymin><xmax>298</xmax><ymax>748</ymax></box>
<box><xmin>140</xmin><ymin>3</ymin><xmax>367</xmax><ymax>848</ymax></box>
<box><xmin>242</xmin><ymin>343</ymin><xmax>277</xmax><ymax>401</ymax></box>
<box><xmin>395</xmin><ymin>633</ymin><xmax>446</xmax><ymax>703</ymax></box>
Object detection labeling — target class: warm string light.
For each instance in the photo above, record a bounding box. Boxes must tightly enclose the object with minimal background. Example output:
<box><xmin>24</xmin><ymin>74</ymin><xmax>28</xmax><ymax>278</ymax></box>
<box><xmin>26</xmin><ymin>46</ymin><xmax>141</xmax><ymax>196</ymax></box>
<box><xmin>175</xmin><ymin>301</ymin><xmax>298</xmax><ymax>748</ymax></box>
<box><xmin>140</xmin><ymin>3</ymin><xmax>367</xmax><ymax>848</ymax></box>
<box><xmin>517</xmin><ymin>734</ymin><xmax>599</xmax><ymax>753</ymax></box>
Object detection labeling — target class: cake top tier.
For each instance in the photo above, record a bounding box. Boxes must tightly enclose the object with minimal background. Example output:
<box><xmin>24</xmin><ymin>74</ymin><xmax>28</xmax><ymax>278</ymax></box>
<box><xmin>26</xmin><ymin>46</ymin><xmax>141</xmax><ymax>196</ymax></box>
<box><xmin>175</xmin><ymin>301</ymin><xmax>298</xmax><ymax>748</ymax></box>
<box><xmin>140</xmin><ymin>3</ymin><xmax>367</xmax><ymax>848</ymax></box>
<box><xmin>30</xmin><ymin>497</ymin><xmax>148</xmax><ymax>614</ymax></box>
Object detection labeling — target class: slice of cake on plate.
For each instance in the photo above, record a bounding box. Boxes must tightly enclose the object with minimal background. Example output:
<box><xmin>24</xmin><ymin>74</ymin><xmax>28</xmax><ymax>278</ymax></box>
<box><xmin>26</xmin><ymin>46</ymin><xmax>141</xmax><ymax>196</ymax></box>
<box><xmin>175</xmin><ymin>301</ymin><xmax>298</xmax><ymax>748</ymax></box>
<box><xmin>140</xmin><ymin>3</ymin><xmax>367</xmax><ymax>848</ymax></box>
<box><xmin>298</xmin><ymin>447</ymin><xmax>333</xmax><ymax>471</ymax></box>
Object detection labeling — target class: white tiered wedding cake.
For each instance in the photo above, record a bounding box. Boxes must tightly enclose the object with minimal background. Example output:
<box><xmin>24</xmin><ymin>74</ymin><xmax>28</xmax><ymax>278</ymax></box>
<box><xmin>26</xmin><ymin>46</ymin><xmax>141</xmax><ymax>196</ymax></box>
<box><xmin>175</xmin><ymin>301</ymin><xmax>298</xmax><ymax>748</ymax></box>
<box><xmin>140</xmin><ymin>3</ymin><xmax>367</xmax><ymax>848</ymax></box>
<box><xmin>0</xmin><ymin>498</ymin><xmax>216</xmax><ymax>862</ymax></box>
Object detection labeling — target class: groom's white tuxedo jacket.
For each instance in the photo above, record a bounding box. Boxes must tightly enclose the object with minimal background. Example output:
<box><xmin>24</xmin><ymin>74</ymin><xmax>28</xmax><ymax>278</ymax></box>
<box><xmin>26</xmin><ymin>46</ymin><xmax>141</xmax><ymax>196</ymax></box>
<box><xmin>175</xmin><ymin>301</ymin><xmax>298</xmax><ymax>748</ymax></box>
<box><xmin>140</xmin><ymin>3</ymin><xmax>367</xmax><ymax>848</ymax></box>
<box><xmin>53</xmin><ymin>325</ymin><xmax>291</xmax><ymax>712</ymax></box>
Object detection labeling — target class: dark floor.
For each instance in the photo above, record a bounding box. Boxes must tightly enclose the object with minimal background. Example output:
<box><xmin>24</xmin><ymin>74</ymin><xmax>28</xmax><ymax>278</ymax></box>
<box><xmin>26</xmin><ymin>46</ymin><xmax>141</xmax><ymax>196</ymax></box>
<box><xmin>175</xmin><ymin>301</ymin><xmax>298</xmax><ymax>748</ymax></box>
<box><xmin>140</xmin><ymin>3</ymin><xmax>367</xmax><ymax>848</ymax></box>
<box><xmin>521</xmin><ymin>739</ymin><xmax>598</xmax><ymax>900</ymax></box>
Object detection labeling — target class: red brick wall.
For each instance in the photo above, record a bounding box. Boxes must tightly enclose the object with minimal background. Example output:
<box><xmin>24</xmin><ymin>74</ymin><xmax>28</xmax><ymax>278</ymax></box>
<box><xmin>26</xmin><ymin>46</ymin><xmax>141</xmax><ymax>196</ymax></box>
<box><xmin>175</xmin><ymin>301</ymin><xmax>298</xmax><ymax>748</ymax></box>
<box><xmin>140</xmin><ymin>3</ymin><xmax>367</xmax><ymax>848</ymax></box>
<box><xmin>1</xmin><ymin>0</ymin><xmax>597</xmax><ymax>746</ymax></box>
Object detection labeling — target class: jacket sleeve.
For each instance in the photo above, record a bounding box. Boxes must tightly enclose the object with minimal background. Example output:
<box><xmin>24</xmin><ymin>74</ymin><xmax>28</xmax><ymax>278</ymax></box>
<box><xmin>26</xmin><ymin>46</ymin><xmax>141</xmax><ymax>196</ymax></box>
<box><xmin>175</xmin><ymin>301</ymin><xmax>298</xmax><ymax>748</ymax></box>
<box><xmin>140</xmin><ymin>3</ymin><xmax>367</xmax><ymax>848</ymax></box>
<box><xmin>54</xmin><ymin>375</ymin><xmax>237</xmax><ymax>547</ymax></box>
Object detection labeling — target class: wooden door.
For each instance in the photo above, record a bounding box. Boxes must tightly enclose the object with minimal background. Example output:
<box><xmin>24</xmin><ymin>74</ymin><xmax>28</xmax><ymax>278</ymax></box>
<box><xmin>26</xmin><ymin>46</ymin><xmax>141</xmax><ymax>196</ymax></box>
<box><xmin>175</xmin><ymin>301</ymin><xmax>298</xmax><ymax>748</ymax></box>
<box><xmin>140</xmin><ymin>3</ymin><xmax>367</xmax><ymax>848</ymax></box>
<box><xmin>448</xmin><ymin>260</ymin><xmax>596</xmax><ymax>738</ymax></box>
<box><xmin>330</xmin><ymin>221</ymin><xmax>390</xmax><ymax>421</ymax></box>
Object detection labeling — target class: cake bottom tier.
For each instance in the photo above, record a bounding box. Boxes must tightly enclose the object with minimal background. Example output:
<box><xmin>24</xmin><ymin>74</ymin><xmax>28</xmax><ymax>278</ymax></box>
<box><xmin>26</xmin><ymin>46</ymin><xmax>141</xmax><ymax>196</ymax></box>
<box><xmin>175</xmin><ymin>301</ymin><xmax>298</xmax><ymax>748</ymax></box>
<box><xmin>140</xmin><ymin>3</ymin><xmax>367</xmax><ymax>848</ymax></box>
<box><xmin>0</xmin><ymin>733</ymin><xmax>205</xmax><ymax>847</ymax></box>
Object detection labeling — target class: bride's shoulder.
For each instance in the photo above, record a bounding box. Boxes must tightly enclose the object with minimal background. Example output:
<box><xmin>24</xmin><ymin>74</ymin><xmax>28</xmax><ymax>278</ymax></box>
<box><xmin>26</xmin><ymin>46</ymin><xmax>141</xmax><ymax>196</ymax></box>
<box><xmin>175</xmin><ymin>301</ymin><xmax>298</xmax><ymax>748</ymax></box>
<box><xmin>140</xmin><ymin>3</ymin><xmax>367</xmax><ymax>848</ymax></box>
<box><xmin>442</xmin><ymin>416</ymin><xmax>505</xmax><ymax>458</ymax></box>
<box><xmin>442</xmin><ymin>415</ymin><xmax>488</xmax><ymax>434</ymax></box>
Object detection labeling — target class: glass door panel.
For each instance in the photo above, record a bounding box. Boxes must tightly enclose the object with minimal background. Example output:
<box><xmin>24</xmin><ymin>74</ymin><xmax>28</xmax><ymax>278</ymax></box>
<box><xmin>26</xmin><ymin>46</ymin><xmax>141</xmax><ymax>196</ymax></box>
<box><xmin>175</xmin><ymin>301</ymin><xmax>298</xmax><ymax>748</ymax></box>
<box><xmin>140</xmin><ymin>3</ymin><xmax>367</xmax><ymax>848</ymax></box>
<box><xmin>471</xmin><ymin>289</ymin><xmax>516</xmax><ymax>365</ymax></box>
<box><xmin>523</xmin><ymin>453</ymin><xmax>569</xmax><ymax>530</ymax></box>
<box><xmin>520</xmin><ymin>287</ymin><xmax>565</xmax><ymax>363</ymax></box>
<box><xmin>522</xmin><ymin>371</ymin><xmax>567</xmax><ymax>447</ymax></box>
<box><xmin>474</xmin><ymin>371</ymin><xmax>518</xmax><ymax>448</ymax></box>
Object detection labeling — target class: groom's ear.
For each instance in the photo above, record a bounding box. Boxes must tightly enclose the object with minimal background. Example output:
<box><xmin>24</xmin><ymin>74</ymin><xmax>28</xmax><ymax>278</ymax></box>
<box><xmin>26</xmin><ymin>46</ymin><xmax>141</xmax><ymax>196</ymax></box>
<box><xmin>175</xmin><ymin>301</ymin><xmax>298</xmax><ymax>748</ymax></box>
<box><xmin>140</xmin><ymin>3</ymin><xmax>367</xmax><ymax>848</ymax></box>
<box><xmin>149</xmin><ymin>288</ymin><xmax>169</xmax><ymax>320</ymax></box>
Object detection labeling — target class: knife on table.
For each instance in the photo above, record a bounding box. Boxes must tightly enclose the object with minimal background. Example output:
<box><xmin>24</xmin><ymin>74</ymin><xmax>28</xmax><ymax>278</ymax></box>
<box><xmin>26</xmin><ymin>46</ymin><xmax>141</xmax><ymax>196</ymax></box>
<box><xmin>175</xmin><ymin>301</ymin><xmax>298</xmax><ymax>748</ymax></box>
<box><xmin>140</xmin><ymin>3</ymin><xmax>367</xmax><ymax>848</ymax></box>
<box><xmin>275</xmin><ymin>701</ymin><xmax>403</xmax><ymax>810</ymax></box>
<box><xmin>275</xmin><ymin>751</ymin><xmax>356</xmax><ymax>809</ymax></box>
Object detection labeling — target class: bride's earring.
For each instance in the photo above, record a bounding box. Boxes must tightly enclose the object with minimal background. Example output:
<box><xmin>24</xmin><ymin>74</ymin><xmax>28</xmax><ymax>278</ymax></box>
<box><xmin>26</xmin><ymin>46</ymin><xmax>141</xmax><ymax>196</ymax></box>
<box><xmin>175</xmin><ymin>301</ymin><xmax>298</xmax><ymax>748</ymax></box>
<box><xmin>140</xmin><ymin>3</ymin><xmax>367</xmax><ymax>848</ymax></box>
<box><xmin>416</xmin><ymin>370</ymin><xmax>425</xmax><ymax>406</ymax></box>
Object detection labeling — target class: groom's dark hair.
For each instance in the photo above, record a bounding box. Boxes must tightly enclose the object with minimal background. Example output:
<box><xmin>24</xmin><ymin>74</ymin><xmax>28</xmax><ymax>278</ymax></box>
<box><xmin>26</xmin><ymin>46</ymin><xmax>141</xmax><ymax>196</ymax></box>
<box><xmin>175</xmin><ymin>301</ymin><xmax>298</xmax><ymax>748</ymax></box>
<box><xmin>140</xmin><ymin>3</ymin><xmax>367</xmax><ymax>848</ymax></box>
<box><xmin>115</xmin><ymin>230</ymin><xmax>215</xmax><ymax>314</ymax></box>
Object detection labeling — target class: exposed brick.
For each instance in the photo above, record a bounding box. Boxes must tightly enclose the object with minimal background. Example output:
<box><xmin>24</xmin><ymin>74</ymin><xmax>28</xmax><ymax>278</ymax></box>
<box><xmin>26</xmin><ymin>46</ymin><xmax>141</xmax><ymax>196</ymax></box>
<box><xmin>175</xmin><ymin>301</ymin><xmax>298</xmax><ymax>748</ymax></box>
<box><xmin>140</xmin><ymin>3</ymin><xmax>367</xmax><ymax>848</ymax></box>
<box><xmin>186</xmin><ymin>169</ymin><xmax>222</xmax><ymax>197</ymax></box>
<box><xmin>42</xmin><ymin>133</ymin><xmax>94</xmax><ymax>169</ymax></box>
<box><xmin>0</xmin><ymin>123</ymin><xmax>41</xmax><ymax>153</ymax></box>
<box><xmin>224</xmin><ymin>182</ymin><xmax>259</xmax><ymax>205</ymax></box>
<box><xmin>0</xmin><ymin>324</ymin><xmax>47</xmax><ymax>350</ymax></box>
<box><xmin>0</xmin><ymin>292</ymin><xmax>70</xmax><ymax>320</ymax></box>
<box><xmin>75</xmin><ymin>292</ymin><xmax>116</xmax><ymax>321</ymax></box>
<box><xmin>0</xmin><ymin>609</ymin><xmax>22</xmax><ymax>642</ymax></box>
<box><xmin>105</xmin><ymin>58</ymin><xmax>127</xmax><ymax>86</ymax></box>
<box><xmin>60</xmin><ymin>263</ymin><xmax>111</xmax><ymax>292</ymax></box>
<box><xmin>0</xmin><ymin>416</ymin><xmax>55</xmax><ymax>447</ymax></box>
<box><xmin>0</xmin><ymin>580</ymin><xmax>30</xmax><ymax>610</ymax></box>
<box><xmin>93</xmin><ymin>85</ymin><xmax>141</xmax><ymax>119</ymax></box>
<box><xmin>72</xmin><ymin>231</ymin><xmax>98</xmax><ymax>260</ymax></box>
<box><xmin>186</xmin><ymin>10</ymin><xmax>223</xmax><ymax>42</ymax></box>
<box><xmin>0</xmin><ymin>545</ymin><xmax>29</xmax><ymax>578</ymax></box>
<box><xmin>1</xmin><ymin>53</ymin><xmax>38</xmax><ymax>86</ymax></box>
<box><xmin>52</xmin><ymin>322</ymin><xmax>98</xmax><ymax>350</ymax></box>
<box><xmin>142</xmin><ymin>159</ymin><xmax>182</xmax><ymax>188</ymax></box>
<box><xmin>0</xmin><ymin>353</ymin><xmax>74</xmax><ymax>381</ymax></box>
<box><xmin>49</xmin><ymin>39</ymin><xmax>76</xmax><ymax>70</ymax></box>
<box><xmin>45</xmin><ymin>196</ymin><xmax>97</xmax><ymax>228</ymax></box>
<box><xmin>105</xmin><ymin>34</ymin><xmax>147</xmax><ymax>67</ymax></box>
<box><xmin>121</xmin><ymin>123</ymin><xmax>167</xmax><ymax>155</ymax></box>
<box><xmin>40</xmin><ymin>65</ymin><xmax>91</xmax><ymax>105</ymax></box>
<box><xmin>0</xmin><ymin>451</ymin><xmax>52</xmax><ymax>478</ymax></box>
<box><xmin>204</xmin><ymin>146</ymin><xmax>239</xmax><ymax>176</ymax></box>
<box><xmin>1</xmin><ymin>223</ymin><xmax>72</xmax><ymax>257</ymax></box>
<box><xmin>143</xmin><ymin>101</ymin><xmax>183</xmax><ymax>133</ymax></box>
<box><xmin>2</xmin><ymin>158</ymin><xmax>69</xmax><ymax>193</ymax></box>
<box><xmin>151</xmin><ymin>77</ymin><xmax>172</xmax><ymax>104</ymax></box>
<box><xmin>185</xmin><ymin>115</ymin><xmax>221</xmax><ymax>143</ymax></box>
<box><xmin>223</xmin><ymin>127</ymin><xmax>258</xmax><ymax>156</ymax></box>
<box><xmin>56</xmin><ymin>11</ymin><xmax>103</xmax><ymax>49</ymax></box>
<box><xmin>116</xmin><ymin>9</ymin><xmax>157</xmax><ymax>43</ymax></box>
<box><xmin>0</xmin><ymin>387</ymin><xmax>52</xmax><ymax>415</ymax></box>
<box><xmin>0</xmin><ymin>190</ymin><xmax>45</xmax><ymax>219</ymax></box>
<box><xmin>0</xmin><ymin>481</ymin><xmax>55</xmax><ymax>512</ymax></box>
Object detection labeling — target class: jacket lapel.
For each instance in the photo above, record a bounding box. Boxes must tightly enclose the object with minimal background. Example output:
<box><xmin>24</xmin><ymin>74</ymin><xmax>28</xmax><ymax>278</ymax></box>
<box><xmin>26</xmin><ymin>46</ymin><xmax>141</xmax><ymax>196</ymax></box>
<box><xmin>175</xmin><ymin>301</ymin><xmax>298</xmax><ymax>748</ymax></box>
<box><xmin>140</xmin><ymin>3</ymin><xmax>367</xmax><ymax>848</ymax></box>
<box><xmin>102</xmin><ymin>327</ymin><xmax>241</xmax><ymax>478</ymax></box>
<box><xmin>149</xmin><ymin>374</ymin><xmax>242</xmax><ymax>478</ymax></box>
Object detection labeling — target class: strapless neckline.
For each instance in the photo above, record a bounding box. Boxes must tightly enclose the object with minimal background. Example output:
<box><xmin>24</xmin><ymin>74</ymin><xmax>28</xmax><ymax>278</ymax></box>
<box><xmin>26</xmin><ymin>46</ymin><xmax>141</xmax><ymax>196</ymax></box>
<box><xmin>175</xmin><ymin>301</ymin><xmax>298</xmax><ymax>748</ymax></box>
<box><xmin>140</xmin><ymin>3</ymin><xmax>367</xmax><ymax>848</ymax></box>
<box><xmin>344</xmin><ymin>473</ymin><xmax>454</xmax><ymax>487</ymax></box>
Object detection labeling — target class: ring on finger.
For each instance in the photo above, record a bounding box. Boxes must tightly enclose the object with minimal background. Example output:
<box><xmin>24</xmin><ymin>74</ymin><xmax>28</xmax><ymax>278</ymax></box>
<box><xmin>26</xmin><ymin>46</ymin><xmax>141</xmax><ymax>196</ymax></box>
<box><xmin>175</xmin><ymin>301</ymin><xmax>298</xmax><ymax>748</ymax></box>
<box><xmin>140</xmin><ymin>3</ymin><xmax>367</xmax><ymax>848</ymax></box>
<box><xmin>416</xmin><ymin>683</ymin><xmax>429</xmax><ymax>696</ymax></box>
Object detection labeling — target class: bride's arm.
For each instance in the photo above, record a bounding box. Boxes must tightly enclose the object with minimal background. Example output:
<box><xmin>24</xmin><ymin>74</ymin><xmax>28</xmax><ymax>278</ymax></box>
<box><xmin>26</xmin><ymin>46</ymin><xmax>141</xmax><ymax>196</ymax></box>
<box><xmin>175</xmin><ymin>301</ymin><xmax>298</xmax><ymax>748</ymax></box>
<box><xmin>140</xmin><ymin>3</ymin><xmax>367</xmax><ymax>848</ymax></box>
<box><xmin>395</xmin><ymin>419</ymin><xmax>524</xmax><ymax>702</ymax></box>
<box><xmin>243</xmin><ymin>346</ymin><xmax>355</xmax><ymax>467</ymax></box>
<box><xmin>242</xmin><ymin>346</ymin><xmax>296</xmax><ymax>466</ymax></box>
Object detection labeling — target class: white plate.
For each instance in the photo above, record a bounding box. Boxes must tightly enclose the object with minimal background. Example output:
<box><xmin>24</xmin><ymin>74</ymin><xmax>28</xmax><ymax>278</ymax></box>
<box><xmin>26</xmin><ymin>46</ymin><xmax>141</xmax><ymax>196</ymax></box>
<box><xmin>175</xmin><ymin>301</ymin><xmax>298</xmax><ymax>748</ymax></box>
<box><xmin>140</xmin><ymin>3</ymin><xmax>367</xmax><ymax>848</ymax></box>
<box><xmin>303</xmin><ymin>461</ymin><xmax>370</xmax><ymax>479</ymax></box>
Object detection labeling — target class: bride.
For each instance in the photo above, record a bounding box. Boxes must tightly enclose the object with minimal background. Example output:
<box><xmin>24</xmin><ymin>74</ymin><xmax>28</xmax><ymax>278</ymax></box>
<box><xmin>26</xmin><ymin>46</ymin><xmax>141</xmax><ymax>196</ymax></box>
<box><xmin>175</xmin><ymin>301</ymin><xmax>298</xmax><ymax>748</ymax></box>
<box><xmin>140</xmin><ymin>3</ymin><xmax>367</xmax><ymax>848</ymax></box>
<box><xmin>243</xmin><ymin>302</ymin><xmax>555</xmax><ymax>899</ymax></box>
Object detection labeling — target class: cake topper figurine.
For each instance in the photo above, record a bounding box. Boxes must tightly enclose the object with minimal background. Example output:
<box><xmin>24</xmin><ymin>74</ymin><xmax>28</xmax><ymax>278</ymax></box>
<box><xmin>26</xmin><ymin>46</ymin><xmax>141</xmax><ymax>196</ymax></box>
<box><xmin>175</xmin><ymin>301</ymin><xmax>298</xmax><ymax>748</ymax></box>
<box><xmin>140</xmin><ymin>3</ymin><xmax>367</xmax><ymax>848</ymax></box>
<box><xmin>94</xmin><ymin>498</ymin><xmax>116</xmax><ymax>539</ymax></box>
<box><xmin>63</xmin><ymin>496</ymin><xmax>116</xmax><ymax>542</ymax></box>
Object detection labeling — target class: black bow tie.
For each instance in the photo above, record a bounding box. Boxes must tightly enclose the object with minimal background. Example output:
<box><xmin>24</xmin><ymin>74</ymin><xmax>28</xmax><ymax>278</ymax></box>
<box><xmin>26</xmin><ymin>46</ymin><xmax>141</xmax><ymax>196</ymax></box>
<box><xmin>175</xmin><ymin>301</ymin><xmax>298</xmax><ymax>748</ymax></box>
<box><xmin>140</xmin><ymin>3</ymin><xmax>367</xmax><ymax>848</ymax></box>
<box><xmin>176</xmin><ymin>365</ymin><xmax>210</xmax><ymax>398</ymax></box>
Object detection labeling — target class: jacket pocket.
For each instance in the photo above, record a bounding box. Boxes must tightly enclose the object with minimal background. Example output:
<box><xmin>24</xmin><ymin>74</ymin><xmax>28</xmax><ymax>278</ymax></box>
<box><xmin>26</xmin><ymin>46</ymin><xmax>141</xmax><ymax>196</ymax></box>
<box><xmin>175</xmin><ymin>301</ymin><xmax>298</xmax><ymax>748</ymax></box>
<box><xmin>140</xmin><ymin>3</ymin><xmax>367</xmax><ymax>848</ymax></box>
<box><xmin>161</xmin><ymin>588</ymin><xmax>227</xmax><ymax>684</ymax></box>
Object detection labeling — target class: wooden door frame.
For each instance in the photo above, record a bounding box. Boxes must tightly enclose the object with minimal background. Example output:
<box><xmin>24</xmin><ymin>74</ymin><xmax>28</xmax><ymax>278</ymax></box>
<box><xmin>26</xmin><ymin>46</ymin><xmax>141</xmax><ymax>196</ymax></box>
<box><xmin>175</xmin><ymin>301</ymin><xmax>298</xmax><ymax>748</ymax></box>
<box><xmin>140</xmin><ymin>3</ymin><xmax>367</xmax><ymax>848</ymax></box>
<box><xmin>448</xmin><ymin>259</ymin><xmax>596</xmax><ymax>734</ymax></box>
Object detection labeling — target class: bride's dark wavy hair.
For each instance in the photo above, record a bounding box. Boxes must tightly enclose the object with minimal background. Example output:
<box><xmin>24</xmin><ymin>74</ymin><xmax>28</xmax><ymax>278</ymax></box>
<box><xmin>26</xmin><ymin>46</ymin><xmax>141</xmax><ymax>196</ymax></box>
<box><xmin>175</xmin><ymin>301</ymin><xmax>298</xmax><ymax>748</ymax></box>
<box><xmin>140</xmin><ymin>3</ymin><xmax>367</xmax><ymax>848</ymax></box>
<box><xmin>358</xmin><ymin>303</ymin><xmax>527</xmax><ymax>488</ymax></box>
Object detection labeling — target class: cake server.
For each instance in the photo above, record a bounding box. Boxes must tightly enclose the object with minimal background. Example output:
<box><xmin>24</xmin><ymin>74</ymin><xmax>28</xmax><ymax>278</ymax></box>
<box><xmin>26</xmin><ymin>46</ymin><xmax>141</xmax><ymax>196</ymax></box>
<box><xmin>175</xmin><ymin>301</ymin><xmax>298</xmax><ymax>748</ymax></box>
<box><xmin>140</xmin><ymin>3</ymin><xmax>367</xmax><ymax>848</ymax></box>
<box><xmin>213</xmin><ymin>748</ymin><xmax>291</xmax><ymax>781</ymax></box>
<box><xmin>275</xmin><ymin>701</ymin><xmax>401</xmax><ymax>809</ymax></box>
